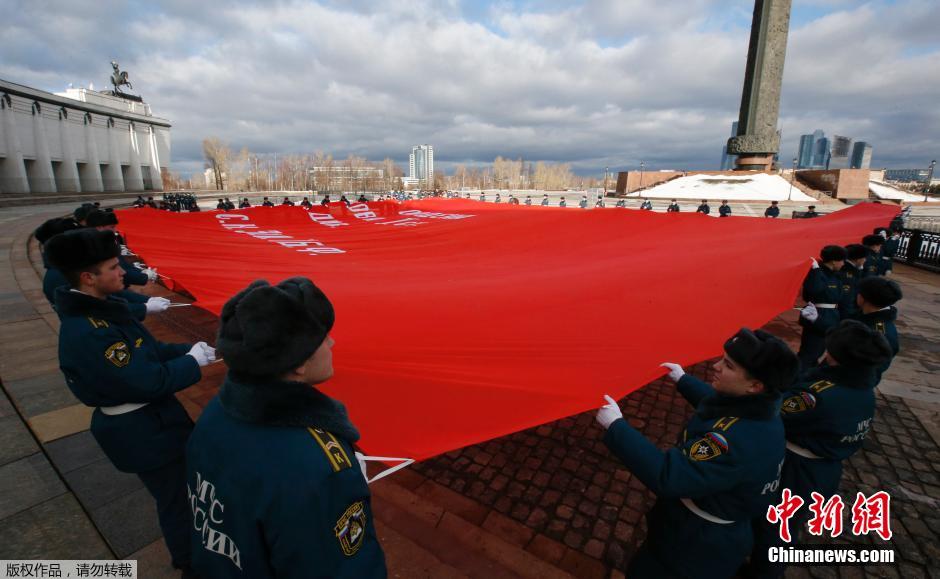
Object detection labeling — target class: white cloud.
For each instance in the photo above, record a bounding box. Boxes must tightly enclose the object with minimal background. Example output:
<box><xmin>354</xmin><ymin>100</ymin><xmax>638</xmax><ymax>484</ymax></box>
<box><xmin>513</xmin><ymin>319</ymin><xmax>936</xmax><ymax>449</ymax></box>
<box><xmin>0</xmin><ymin>0</ymin><xmax>937</xmax><ymax>176</ymax></box>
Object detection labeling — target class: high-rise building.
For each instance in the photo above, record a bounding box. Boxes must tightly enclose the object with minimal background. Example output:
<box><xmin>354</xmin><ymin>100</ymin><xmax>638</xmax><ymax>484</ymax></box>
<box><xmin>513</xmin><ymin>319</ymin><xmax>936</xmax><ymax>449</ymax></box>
<box><xmin>720</xmin><ymin>121</ymin><xmax>738</xmax><ymax>170</ymax></box>
<box><xmin>829</xmin><ymin>135</ymin><xmax>853</xmax><ymax>169</ymax></box>
<box><xmin>797</xmin><ymin>130</ymin><xmax>830</xmax><ymax>169</ymax></box>
<box><xmin>850</xmin><ymin>141</ymin><xmax>873</xmax><ymax>169</ymax></box>
<box><xmin>409</xmin><ymin>145</ymin><xmax>434</xmax><ymax>187</ymax></box>
<box><xmin>797</xmin><ymin>134</ymin><xmax>815</xmax><ymax>169</ymax></box>
<box><xmin>814</xmin><ymin>136</ymin><xmax>831</xmax><ymax>169</ymax></box>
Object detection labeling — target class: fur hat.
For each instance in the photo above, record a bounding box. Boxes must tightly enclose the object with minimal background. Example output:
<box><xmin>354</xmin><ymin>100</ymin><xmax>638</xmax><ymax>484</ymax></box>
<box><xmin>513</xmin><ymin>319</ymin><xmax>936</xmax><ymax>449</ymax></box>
<box><xmin>723</xmin><ymin>328</ymin><xmax>799</xmax><ymax>393</ymax></box>
<box><xmin>73</xmin><ymin>203</ymin><xmax>97</xmax><ymax>223</ymax></box>
<box><xmin>34</xmin><ymin>217</ymin><xmax>79</xmax><ymax>245</ymax></box>
<box><xmin>85</xmin><ymin>210</ymin><xmax>119</xmax><ymax>227</ymax></box>
<box><xmin>862</xmin><ymin>234</ymin><xmax>884</xmax><ymax>247</ymax></box>
<box><xmin>44</xmin><ymin>229</ymin><xmax>121</xmax><ymax>271</ymax></box>
<box><xmin>845</xmin><ymin>244</ymin><xmax>869</xmax><ymax>261</ymax></box>
<box><xmin>858</xmin><ymin>277</ymin><xmax>902</xmax><ymax>307</ymax></box>
<box><xmin>217</xmin><ymin>277</ymin><xmax>335</xmax><ymax>380</ymax></box>
<box><xmin>825</xmin><ymin>320</ymin><xmax>892</xmax><ymax>368</ymax></box>
<box><xmin>820</xmin><ymin>245</ymin><xmax>847</xmax><ymax>262</ymax></box>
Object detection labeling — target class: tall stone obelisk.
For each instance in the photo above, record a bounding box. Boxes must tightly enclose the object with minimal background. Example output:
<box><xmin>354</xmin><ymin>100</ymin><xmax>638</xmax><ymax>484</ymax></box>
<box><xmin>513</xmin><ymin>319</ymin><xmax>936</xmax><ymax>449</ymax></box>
<box><xmin>726</xmin><ymin>0</ymin><xmax>792</xmax><ymax>171</ymax></box>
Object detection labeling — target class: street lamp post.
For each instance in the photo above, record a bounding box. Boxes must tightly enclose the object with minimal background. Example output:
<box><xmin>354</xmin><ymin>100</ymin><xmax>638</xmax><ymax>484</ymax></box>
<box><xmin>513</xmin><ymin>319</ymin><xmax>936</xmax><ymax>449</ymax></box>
<box><xmin>924</xmin><ymin>160</ymin><xmax>936</xmax><ymax>202</ymax></box>
<box><xmin>639</xmin><ymin>161</ymin><xmax>645</xmax><ymax>192</ymax></box>
<box><xmin>788</xmin><ymin>157</ymin><xmax>797</xmax><ymax>201</ymax></box>
<box><xmin>604</xmin><ymin>166</ymin><xmax>609</xmax><ymax>196</ymax></box>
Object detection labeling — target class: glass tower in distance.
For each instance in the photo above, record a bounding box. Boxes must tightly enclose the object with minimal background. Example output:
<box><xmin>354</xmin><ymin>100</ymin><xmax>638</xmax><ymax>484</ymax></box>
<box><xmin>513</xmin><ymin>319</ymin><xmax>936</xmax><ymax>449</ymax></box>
<box><xmin>850</xmin><ymin>141</ymin><xmax>873</xmax><ymax>169</ymax></box>
<box><xmin>720</xmin><ymin>121</ymin><xmax>739</xmax><ymax>170</ymax></box>
<box><xmin>409</xmin><ymin>145</ymin><xmax>434</xmax><ymax>188</ymax></box>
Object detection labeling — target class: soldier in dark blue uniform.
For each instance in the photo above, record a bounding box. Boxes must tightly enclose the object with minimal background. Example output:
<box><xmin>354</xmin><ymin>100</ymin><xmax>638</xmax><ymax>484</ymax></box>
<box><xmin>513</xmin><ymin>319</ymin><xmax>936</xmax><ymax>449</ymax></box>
<box><xmin>667</xmin><ymin>199</ymin><xmax>680</xmax><ymax>212</ymax></box>
<box><xmin>796</xmin><ymin>245</ymin><xmax>846</xmax><ymax>369</ymax></box>
<box><xmin>525</xmin><ymin>195</ymin><xmax>532</xmax><ymax>206</ymax></box>
<box><xmin>861</xmin><ymin>234</ymin><xmax>884</xmax><ymax>277</ymax></box>
<box><xmin>541</xmin><ymin>194</ymin><xmax>550</xmax><ymax>206</ymax></box>
<box><xmin>640</xmin><ymin>198</ymin><xmax>653</xmax><ymax>210</ymax></box>
<box><xmin>263</xmin><ymin>196</ymin><xmax>275</xmax><ymax>207</ymax></box>
<box><xmin>719</xmin><ymin>200</ymin><xmax>732</xmax><ymax>217</ymax></box>
<box><xmin>764</xmin><ymin>201</ymin><xmax>780</xmax><ymax>218</ymax></box>
<box><xmin>558</xmin><ymin>197</ymin><xmax>566</xmax><ymax>207</ymax></box>
<box><xmin>86</xmin><ymin>210</ymin><xmax>154</xmax><ymax>288</ymax></box>
<box><xmin>746</xmin><ymin>321</ymin><xmax>892</xmax><ymax>578</ymax></box>
<box><xmin>35</xmin><ymin>218</ymin><xmax>158</xmax><ymax>321</ymax></box>
<box><xmin>838</xmin><ymin>243</ymin><xmax>869</xmax><ymax>320</ymax></box>
<box><xmin>578</xmin><ymin>195</ymin><xmax>588</xmax><ymax>209</ymax></box>
<box><xmin>74</xmin><ymin>203</ymin><xmax>97</xmax><ymax>226</ymax></box>
<box><xmin>856</xmin><ymin>277</ymin><xmax>902</xmax><ymax>383</ymax></box>
<box><xmin>187</xmin><ymin>278</ymin><xmax>387</xmax><ymax>578</ymax></box>
<box><xmin>282</xmin><ymin>196</ymin><xmax>295</xmax><ymax>206</ymax></box>
<box><xmin>596</xmin><ymin>328</ymin><xmax>798</xmax><ymax>579</ymax></box>
<box><xmin>696</xmin><ymin>200</ymin><xmax>710</xmax><ymax>214</ymax></box>
<box><xmin>880</xmin><ymin>228</ymin><xmax>900</xmax><ymax>275</ymax></box>
<box><xmin>46</xmin><ymin>229</ymin><xmax>214</xmax><ymax>578</ymax></box>
<box><xmin>239</xmin><ymin>198</ymin><xmax>252</xmax><ymax>208</ymax></box>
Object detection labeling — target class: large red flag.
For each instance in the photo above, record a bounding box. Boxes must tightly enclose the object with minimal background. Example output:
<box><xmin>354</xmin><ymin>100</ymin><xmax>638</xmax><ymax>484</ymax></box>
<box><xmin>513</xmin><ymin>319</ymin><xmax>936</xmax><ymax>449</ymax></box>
<box><xmin>116</xmin><ymin>200</ymin><xmax>898</xmax><ymax>460</ymax></box>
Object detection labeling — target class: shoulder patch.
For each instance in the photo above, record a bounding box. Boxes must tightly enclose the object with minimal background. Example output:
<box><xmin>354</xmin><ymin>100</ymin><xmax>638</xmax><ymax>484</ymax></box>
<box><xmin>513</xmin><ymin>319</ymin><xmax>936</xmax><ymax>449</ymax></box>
<box><xmin>87</xmin><ymin>317</ymin><xmax>109</xmax><ymax>329</ymax></box>
<box><xmin>307</xmin><ymin>428</ymin><xmax>353</xmax><ymax>472</ymax></box>
<box><xmin>782</xmin><ymin>392</ymin><xmax>816</xmax><ymax>413</ymax></box>
<box><xmin>875</xmin><ymin>321</ymin><xmax>886</xmax><ymax>335</ymax></box>
<box><xmin>104</xmin><ymin>342</ymin><xmax>131</xmax><ymax>367</ymax></box>
<box><xmin>809</xmin><ymin>380</ymin><xmax>835</xmax><ymax>394</ymax></box>
<box><xmin>712</xmin><ymin>417</ymin><xmax>740</xmax><ymax>431</ymax></box>
<box><xmin>335</xmin><ymin>501</ymin><xmax>367</xmax><ymax>556</ymax></box>
<box><xmin>689</xmin><ymin>432</ymin><xmax>729</xmax><ymax>461</ymax></box>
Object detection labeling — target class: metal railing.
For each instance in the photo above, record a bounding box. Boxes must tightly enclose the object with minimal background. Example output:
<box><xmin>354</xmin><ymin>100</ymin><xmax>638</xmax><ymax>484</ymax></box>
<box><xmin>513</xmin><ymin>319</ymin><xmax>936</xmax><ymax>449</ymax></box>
<box><xmin>896</xmin><ymin>229</ymin><xmax>940</xmax><ymax>272</ymax></box>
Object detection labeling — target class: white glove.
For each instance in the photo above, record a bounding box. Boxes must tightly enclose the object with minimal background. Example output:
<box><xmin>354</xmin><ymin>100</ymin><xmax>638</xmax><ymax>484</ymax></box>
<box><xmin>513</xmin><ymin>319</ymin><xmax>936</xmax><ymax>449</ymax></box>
<box><xmin>145</xmin><ymin>297</ymin><xmax>170</xmax><ymax>314</ymax></box>
<box><xmin>878</xmin><ymin>230</ymin><xmax>887</xmax><ymax>239</ymax></box>
<box><xmin>660</xmin><ymin>362</ymin><xmax>686</xmax><ymax>382</ymax></box>
<box><xmin>801</xmin><ymin>302</ymin><xmax>819</xmax><ymax>323</ymax></box>
<box><xmin>186</xmin><ymin>341</ymin><xmax>216</xmax><ymax>367</ymax></box>
<box><xmin>142</xmin><ymin>267</ymin><xmax>158</xmax><ymax>282</ymax></box>
<box><xmin>120</xmin><ymin>246</ymin><xmax>132</xmax><ymax>256</ymax></box>
<box><xmin>355</xmin><ymin>451</ymin><xmax>368</xmax><ymax>482</ymax></box>
<box><xmin>810</xmin><ymin>257</ymin><xmax>819</xmax><ymax>269</ymax></box>
<box><xmin>596</xmin><ymin>395</ymin><xmax>624</xmax><ymax>430</ymax></box>
<box><xmin>884</xmin><ymin>270</ymin><xmax>892</xmax><ymax>276</ymax></box>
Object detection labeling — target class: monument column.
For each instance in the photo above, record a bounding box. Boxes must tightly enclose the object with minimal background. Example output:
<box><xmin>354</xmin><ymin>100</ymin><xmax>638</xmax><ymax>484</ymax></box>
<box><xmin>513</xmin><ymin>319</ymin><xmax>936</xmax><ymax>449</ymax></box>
<box><xmin>726</xmin><ymin>0</ymin><xmax>792</xmax><ymax>171</ymax></box>
<box><xmin>0</xmin><ymin>94</ymin><xmax>30</xmax><ymax>193</ymax></box>
<box><xmin>124</xmin><ymin>122</ymin><xmax>145</xmax><ymax>191</ymax></box>
<box><xmin>148</xmin><ymin>125</ymin><xmax>164</xmax><ymax>191</ymax></box>
<box><xmin>80</xmin><ymin>113</ymin><xmax>104</xmax><ymax>192</ymax></box>
<box><xmin>56</xmin><ymin>108</ymin><xmax>81</xmax><ymax>192</ymax></box>
<box><xmin>28</xmin><ymin>102</ymin><xmax>57</xmax><ymax>192</ymax></box>
<box><xmin>102</xmin><ymin>117</ymin><xmax>125</xmax><ymax>191</ymax></box>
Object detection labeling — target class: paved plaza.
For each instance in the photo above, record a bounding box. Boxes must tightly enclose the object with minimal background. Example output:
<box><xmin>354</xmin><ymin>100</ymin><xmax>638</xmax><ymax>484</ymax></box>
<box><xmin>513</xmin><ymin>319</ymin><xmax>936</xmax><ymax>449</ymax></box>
<box><xmin>0</xmin><ymin>203</ymin><xmax>938</xmax><ymax>578</ymax></box>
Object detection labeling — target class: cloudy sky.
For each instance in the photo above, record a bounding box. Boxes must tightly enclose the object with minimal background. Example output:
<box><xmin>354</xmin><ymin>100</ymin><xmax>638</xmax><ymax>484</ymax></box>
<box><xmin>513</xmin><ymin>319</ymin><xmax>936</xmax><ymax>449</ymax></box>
<box><xmin>2</xmin><ymin>0</ymin><xmax>938</xmax><ymax>177</ymax></box>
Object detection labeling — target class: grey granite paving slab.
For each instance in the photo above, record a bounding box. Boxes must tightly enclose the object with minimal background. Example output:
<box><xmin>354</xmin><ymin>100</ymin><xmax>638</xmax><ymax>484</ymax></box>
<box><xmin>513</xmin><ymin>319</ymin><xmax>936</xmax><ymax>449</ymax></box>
<box><xmin>0</xmin><ymin>453</ymin><xmax>66</xmax><ymax>519</ymax></box>
<box><xmin>65</xmin><ymin>458</ymin><xmax>145</xmax><ymax>511</ymax></box>
<box><xmin>90</xmin><ymin>487</ymin><xmax>161</xmax><ymax>558</ymax></box>
<box><xmin>0</xmin><ymin>493</ymin><xmax>112</xmax><ymax>560</ymax></box>
<box><xmin>44</xmin><ymin>430</ymin><xmax>107</xmax><ymax>474</ymax></box>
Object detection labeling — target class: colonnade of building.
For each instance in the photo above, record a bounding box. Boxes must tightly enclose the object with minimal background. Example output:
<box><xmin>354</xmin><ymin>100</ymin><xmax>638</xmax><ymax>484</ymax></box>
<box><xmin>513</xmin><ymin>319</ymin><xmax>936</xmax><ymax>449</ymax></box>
<box><xmin>0</xmin><ymin>80</ymin><xmax>170</xmax><ymax>195</ymax></box>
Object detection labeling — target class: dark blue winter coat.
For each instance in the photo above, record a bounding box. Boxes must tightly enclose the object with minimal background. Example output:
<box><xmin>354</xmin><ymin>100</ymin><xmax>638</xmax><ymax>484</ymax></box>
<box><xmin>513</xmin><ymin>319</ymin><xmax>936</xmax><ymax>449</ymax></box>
<box><xmin>186</xmin><ymin>378</ymin><xmax>387</xmax><ymax>579</ymax></box>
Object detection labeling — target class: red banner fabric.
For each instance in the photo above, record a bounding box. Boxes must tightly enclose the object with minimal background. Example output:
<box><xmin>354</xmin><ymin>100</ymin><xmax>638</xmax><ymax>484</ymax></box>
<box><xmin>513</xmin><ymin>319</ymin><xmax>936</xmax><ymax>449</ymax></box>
<box><xmin>116</xmin><ymin>201</ymin><xmax>898</xmax><ymax>461</ymax></box>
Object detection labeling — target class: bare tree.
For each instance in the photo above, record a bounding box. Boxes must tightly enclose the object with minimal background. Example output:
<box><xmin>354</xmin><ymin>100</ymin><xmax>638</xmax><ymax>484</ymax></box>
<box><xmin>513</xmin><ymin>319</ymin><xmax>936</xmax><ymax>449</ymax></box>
<box><xmin>202</xmin><ymin>137</ymin><xmax>232</xmax><ymax>190</ymax></box>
